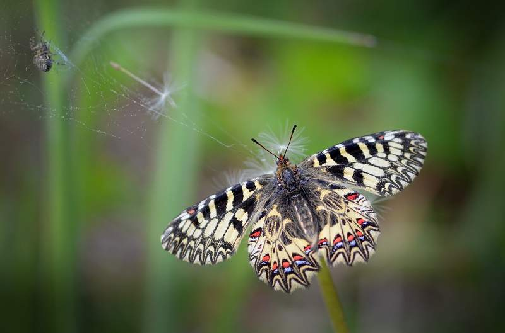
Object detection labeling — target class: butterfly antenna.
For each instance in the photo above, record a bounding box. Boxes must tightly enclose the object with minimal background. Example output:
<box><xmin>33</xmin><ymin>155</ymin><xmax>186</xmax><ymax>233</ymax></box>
<box><xmin>283</xmin><ymin>124</ymin><xmax>297</xmax><ymax>157</ymax></box>
<box><xmin>251</xmin><ymin>138</ymin><xmax>279</xmax><ymax>159</ymax></box>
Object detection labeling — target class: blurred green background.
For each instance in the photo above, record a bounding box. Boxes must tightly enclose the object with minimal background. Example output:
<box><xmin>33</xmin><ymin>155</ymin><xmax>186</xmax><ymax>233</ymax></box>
<box><xmin>1</xmin><ymin>0</ymin><xmax>505</xmax><ymax>332</ymax></box>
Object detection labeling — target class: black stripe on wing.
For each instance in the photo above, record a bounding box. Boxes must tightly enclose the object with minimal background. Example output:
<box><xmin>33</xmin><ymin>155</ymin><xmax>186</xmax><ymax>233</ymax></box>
<box><xmin>302</xmin><ymin>130</ymin><xmax>427</xmax><ymax>196</ymax></box>
<box><xmin>161</xmin><ymin>176</ymin><xmax>271</xmax><ymax>265</ymax></box>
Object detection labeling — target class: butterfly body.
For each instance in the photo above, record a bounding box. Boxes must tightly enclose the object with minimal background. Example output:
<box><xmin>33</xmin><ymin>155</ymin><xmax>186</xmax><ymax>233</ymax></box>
<box><xmin>161</xmin><ymin>129</ymin><xmax>427</xmax><ymax>292</ymax></box>
<box><xmin>274</xmin><ymin>155</ymin><xmax>301</xmax><ymax>192</ymax></box>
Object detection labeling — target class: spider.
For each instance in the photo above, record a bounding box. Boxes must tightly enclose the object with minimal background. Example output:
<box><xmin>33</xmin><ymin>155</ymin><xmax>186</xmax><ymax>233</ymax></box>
<box><xmin>30</xmin><ymin>32</ymin><xmax>54</xmax><ymax>72</ymax></box>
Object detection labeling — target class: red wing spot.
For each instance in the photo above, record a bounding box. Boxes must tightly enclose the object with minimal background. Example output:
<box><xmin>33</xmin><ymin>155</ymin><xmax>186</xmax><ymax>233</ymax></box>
<box><xmin>347</xmin><ymin>234</ymin><xmax>355</xmax><ymax>241</ymax></box>
<box><xmin>293</xmin><ymin>255</ymin><xmax>304</xmax><ymax>261</ymax></box>
<box><xmin>333</xmin><ymin>236</ymin><xmax>343</xmax><ymax>245</ymax></box>
<box><xmin>262</xmin><ymin>254</ymin><xmax>270</xmax><ymax>262</ymax></box>
<box><xmin>250</xmin><ymin>229</ymin><xmax>262</xmax><ymax>238</ymax></box>
<box><xmin>378</xmin><ymin>135</ymin><xmax>384</xmax><ymax>140</ymax></box>
<box><xmin>186</xmin><ymin>208</ymin><xmax>196</xmax><ymax>215</ymax></box>
<box><xmin>282</xmin><ymin>260</ymin><xmax>290</xmax><ymax>268</ymax></box>
<box><xmin>272</xmin><ymin>262</ymin><xmax>278</xmax><ymax>270</ymax></box>
<box><xmin>357</xmin><ymin>218</ymin><xmax>365</xmax><ymax>225</ymax></box>
<box><xmin>346</xmin><ymin>193</ymin><xmax>359</xmax><ymax>201</ymax></box>
<box><xmin>304</xmin><ymin>245</ymin><xmax>312</xmax><ymax>252</ymax></box>
<box><xmin>318</xmin><ymin>238</ymin><xmax>328</xmax><ymax>246</ymax></box>
<box><xmin>356</xmin><ymin>231</ymin><xmax>364</xmax><ymax>237</ymax></box>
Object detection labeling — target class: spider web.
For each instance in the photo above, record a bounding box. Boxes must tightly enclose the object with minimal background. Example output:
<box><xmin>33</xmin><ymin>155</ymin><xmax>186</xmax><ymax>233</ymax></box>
<box><xmin>0</xmin><ymin>23</ymin><xmax>255</xmax><ymax>156</ymax></box>
<box><xmin>0</xmin><ymin>14</ymin><xmax>380</xmax><ymax>190</ymax></box>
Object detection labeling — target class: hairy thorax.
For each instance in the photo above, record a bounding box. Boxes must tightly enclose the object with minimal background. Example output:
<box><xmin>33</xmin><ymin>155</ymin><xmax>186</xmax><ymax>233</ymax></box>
<box><xmin>275</xmin><ymin>156</ymin><xmax>300</xmax><ymax>193</ymax></box>
<box><xmin>275</xmin><ymin>156</ymin><xmax>319</xmax><ymax>241</ymax></box>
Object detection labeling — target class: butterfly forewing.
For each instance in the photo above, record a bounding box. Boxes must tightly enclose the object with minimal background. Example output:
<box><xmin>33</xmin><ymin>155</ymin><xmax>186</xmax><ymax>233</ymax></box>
<box><xmin>301</xmin><ymin>130</ymin><xmax>427</xmax><ymax>196</ymax></box>
<box><xmin>161</xmin><ymin>176</ymin><xmax>272</xmax><ymax>265</ymax></box>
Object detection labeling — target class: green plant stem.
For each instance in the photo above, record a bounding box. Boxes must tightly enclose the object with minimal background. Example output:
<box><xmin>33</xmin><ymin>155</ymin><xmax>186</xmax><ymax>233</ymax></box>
<box><xmin>34</xmin><ymin>0</ymin><xmax>77</xmax><ymax>332</ymax></box>
<box><xmin>318</xmin><ymin>260</ymin><xmax>349</xmax><ymax>333</ymax></box>
<box><xmin>143</xmin><ymin>1</ymin><xmax>203</xmax><ymax>333</ymax></box>
<box><xmin>70</xmin><ymin>7</ymin><xmax>375</xmax><ymax>69</ymax></box>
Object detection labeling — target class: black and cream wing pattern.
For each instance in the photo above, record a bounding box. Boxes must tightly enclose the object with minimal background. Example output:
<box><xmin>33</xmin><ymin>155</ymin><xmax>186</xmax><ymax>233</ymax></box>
<box><xmin>161</xmin><ymin>129</ymin><xmax>427</xmax><ymax>292</ymax></box>
<box><xmin>160</xmin><ymin>177</ymin><xmax>274</xmax><ymax>264</ymax></box>
<box><xmin>299</xmin><ymin>130</ymin><xmax>427</xmax><ymax>196</ymax></box>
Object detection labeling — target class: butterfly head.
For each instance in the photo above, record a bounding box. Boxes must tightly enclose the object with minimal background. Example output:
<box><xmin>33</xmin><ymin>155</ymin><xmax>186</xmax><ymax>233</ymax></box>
<box><xmin>251</xmin><ymin>125</ymin><xmax>299</xmax><ymax>191</ymax></box>
<box><xmin>276</xmin><ymin>153</ymin><xmax>290</xmax><ymax>166</ymax></box>
<box><xmin>251</xmin><ymin>124</ymin><xmax>297</xmax><ymax>168</ymax></box>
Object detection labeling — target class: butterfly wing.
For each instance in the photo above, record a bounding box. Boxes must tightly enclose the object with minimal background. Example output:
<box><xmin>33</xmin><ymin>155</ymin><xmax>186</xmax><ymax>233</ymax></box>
<box><xmin>309</xmin><ymin>181</ymin><xmax>380</xmax><ymax>266</ymax></box>
<box><xmin>248</xmin><ymin>203</ymin><xmax>320</xmax><ymax>293</ymax></box>
<box><xmin>161</xmin><ymin>176</ymin><xmax>273</xmax><ymax>265</ymax></box>
<box><xmin>300</xmin><ymin>130</ymin><xmax>427</xmax><ymax>196</ymax></box>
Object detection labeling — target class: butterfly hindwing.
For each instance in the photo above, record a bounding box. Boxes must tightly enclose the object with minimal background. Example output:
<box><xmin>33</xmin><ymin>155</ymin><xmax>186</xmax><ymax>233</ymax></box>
<box><xmin>301</xmin><ymin>130</ymin><xmax>427</xmax><ymax>196</ymax></box>
<box><xmin>248</xmin><ymin>204</ymin><xmax>320</xmax><ymax>293</ymax></box>
<box><xmin>161</xmin><ymin>177</ymin><xmax>272</xmax><ymax>265</ymax></box>
<box><xmin>310</xmin><ymin>181</ymin><xmax>380</xmax><ymax>266</ymax></box>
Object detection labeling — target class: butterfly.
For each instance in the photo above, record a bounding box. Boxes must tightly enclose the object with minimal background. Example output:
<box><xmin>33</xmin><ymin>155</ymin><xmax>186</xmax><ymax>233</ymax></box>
<box><xmin>161</xmin><ymin>126</ymin><xmax>427</xmax><ymax>293</ymax></box>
